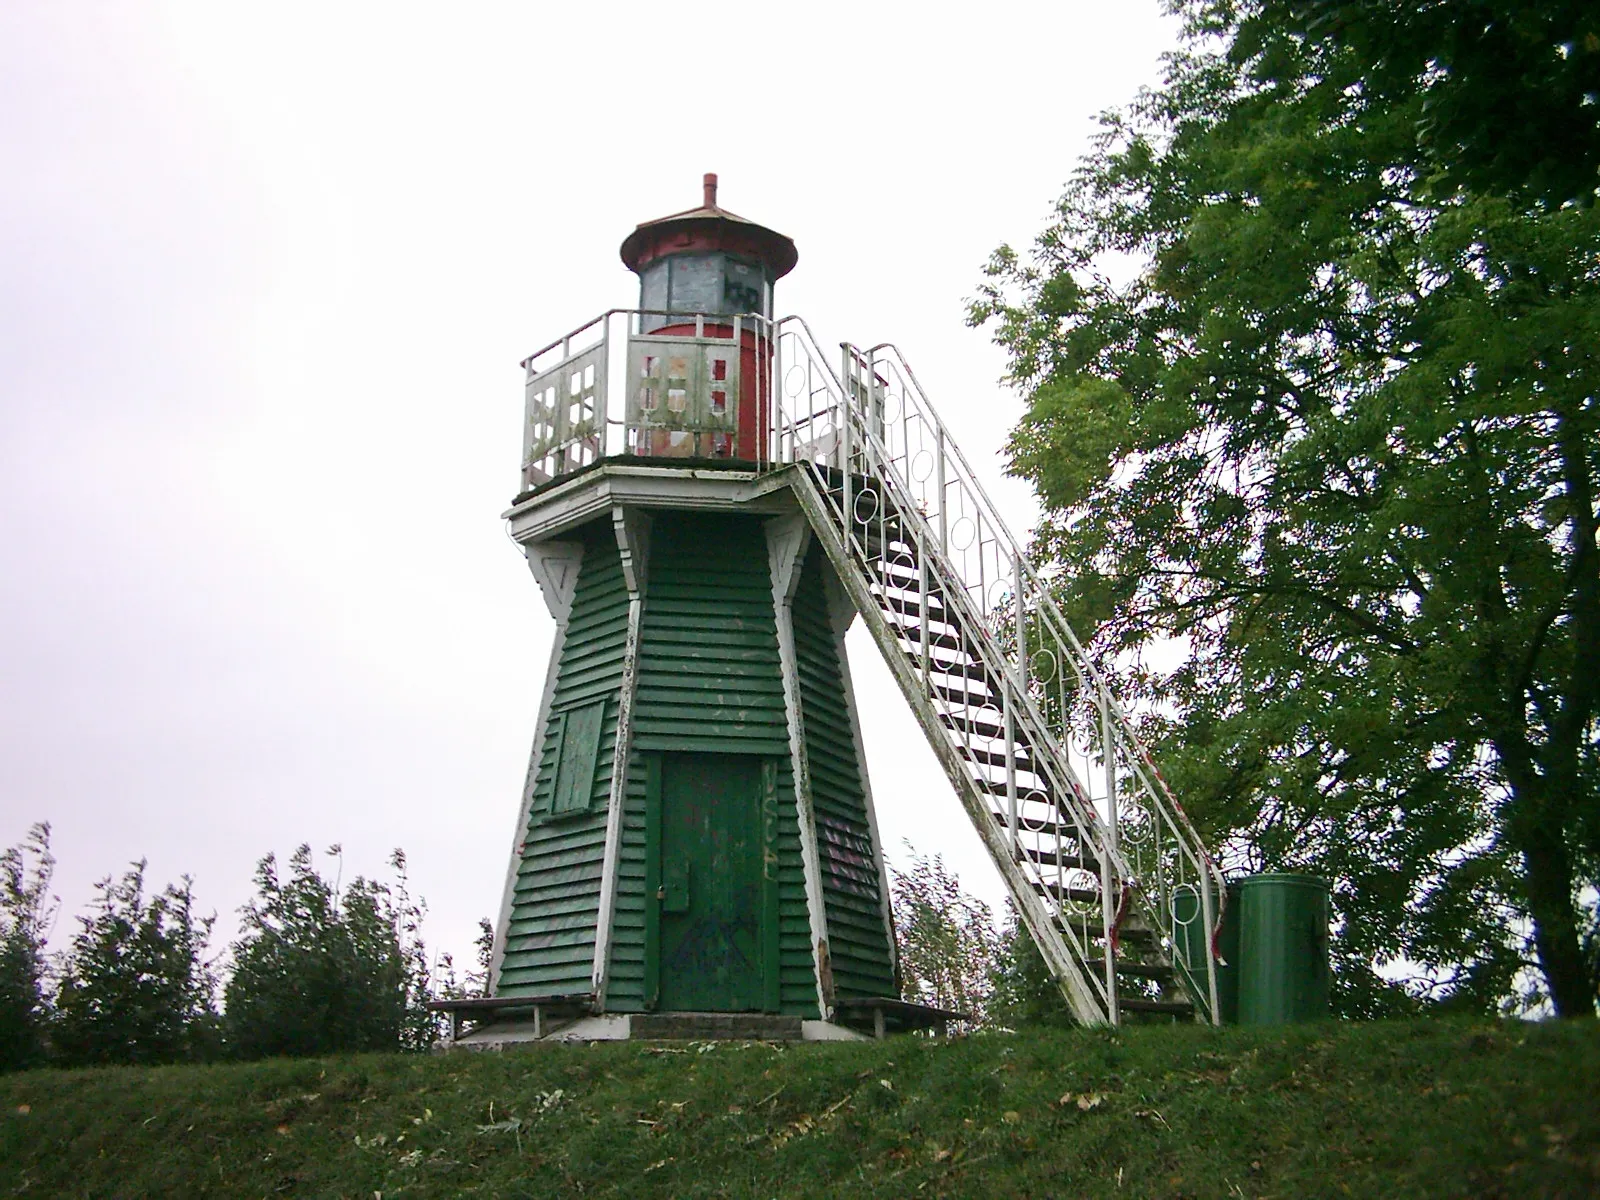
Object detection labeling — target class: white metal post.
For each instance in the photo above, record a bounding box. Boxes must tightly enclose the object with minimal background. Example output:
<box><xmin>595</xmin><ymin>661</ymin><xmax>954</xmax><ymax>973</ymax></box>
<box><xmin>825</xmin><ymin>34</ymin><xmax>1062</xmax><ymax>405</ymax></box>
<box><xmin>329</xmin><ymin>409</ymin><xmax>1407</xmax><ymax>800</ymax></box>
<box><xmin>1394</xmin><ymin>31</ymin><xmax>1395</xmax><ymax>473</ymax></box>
<box><xmin>1100</xmin><ymin>686</ymin><xmax>1120</xmax><ymax>1024</ymax></box>
<box><xmin>839</xmin><ymin>345</ymin><xmax>854</xmax><ymax>539</ymax></box>
<box><xmin>1014</xmin><ymin>559</ymin><xmax>1028</xmax><ymax>691</ymax></box>
<box><xmin>1004</xmin><ymin>692</ymin><xmax>1018</xmax><ymax>856</ymax></box>
<box><xmin>1200</xmin><ymin>862</ymin><xmax>1221</xmax><ymax>1024</ymax></box>
<box><xmin>601</xmin><ymin>316</ymin><xmax>613</xmax><ymax>458</ymax></box>
<box><xmin>918</xmin><ymin>528</ymin><xmax>930</xmax><ymax>687</ymax></box>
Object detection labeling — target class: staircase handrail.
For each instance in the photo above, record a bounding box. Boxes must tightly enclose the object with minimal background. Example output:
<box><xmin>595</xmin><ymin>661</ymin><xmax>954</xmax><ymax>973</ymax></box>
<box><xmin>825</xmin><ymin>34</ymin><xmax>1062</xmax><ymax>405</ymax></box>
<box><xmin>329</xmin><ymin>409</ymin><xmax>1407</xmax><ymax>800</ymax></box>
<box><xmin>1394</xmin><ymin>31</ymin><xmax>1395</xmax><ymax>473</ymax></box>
<box><xmin>770</xmin><ymin>320</ymin><xmax>1121</xmax><ymax>1018</ymax></box>
<box><xmin>835</xmin><ymin>336</ymin><xmax>1223</xmax><ymax>1021</ymax></box>
<box><xmin>862</xmin><ymin>343</ymin><xmax>1223</xmax><ymax>909</ymax></box>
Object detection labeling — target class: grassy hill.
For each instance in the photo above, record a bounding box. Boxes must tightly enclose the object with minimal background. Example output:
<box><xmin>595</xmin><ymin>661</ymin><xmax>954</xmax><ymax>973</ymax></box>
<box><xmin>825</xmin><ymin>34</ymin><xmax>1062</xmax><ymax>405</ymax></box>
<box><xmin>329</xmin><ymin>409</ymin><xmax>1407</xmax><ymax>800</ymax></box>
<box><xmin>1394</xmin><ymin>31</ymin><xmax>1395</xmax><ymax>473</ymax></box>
<box><xmin>2</xmin><ymin>1018</ymin><xmax>1597</xmax><ymax>1198</ymax></box>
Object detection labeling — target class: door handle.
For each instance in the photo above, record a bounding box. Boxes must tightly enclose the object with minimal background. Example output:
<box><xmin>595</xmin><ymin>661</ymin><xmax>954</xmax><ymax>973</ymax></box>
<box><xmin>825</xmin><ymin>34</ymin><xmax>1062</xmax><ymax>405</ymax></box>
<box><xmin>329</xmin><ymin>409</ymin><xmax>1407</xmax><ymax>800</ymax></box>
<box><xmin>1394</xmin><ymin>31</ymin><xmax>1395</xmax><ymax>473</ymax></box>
<box><xmin>663</xmin><ymin>859</ymin><xmax>690</xmax><ymax>914</ymax></box>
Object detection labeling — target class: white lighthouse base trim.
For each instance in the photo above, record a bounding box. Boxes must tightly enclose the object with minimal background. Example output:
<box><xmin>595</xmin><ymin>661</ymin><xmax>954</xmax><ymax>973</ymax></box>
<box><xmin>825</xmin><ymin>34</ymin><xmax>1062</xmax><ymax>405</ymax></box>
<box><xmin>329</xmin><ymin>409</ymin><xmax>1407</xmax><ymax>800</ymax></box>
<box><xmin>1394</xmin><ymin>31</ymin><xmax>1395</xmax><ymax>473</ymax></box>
<box><xmin>443</xmin><ymin>1014</ymin><xmax>869</xmax><ymax>1049</ymax></box>
<box><xmin>450</xmin><ymin>1014</ymin><xmax>632</xmax><ymax>1049</ymax></box>
<box><xmin>800</xmin><ymin>1020</ymin><xmax>870</xmax><ymax>1042</ymax></box>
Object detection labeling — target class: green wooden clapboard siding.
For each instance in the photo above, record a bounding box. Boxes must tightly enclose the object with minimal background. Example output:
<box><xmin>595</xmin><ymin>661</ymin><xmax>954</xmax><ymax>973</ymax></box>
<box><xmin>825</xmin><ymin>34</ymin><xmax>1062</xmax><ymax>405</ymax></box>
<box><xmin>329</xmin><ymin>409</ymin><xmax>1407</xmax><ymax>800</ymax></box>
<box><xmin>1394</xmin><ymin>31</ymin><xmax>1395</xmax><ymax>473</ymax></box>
<box><xmin>791</xmin><ymin>542</ymin><xmax>897</xmax><ymax>1001</ymax></box>
<box><xmin>498</xmin><ymin>522</ymin><xmax>629</xmax><ymax>998</ymax></box>
<box><xmin>604</xmin><ymin>513</ymin><xmax>817</xmax><ymax>1016</ymax></box>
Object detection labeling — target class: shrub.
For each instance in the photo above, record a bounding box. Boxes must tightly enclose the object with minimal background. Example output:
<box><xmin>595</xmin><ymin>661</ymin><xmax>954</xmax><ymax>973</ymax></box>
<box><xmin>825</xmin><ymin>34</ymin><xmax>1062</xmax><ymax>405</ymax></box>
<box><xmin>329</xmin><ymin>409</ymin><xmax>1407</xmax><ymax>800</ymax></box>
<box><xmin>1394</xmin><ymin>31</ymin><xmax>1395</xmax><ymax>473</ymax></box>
<box><xmin>53</xmin><ymin>862</ymin><xmax>218</xmax><ymax>1066</ymax></box>
<box><xmin>890</xmin><ymin>846</ymin><xmax>1001</xmax><ymax>1023</ymax></box>
<box><xmin>223</xmin><ymin>845</ymin><xmax>436</xmax><ymax>1058</ymax></box>
<box><xmin>0</xmin><ymin>824</ymin><xmax>57</xmax><ymax>1071</ymax></box>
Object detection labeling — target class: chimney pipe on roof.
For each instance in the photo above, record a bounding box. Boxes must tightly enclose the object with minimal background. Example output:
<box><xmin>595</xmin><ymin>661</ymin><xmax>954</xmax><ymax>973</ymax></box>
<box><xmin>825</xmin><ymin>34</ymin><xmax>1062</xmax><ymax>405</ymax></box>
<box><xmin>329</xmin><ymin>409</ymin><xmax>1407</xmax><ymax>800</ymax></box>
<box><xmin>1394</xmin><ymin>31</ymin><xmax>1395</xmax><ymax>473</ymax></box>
<box><xmin>703</xmin><ymin>172</ymin><xmax>718</xmax><ymax>209</ymax></box>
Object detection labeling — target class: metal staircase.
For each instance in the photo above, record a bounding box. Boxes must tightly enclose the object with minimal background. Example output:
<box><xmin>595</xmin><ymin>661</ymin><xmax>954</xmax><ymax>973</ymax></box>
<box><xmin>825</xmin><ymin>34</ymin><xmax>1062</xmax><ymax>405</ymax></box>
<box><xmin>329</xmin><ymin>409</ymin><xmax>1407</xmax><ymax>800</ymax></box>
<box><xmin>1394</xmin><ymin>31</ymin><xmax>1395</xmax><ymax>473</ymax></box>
<box><xmin>770</xmin><ymin>319</ymin><xmax>1224</xmax><ymax>1026</ymax></box>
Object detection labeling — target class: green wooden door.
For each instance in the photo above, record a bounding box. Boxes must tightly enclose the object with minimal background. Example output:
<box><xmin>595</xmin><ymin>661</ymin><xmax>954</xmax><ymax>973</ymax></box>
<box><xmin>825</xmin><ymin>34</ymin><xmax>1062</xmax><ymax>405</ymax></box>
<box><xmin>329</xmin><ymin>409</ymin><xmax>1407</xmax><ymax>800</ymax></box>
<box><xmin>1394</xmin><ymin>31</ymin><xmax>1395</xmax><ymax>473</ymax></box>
<box><xmin>653</xmin><ymin>753</ymin><xmax>769</xmax><ymax>1012</ymax></box>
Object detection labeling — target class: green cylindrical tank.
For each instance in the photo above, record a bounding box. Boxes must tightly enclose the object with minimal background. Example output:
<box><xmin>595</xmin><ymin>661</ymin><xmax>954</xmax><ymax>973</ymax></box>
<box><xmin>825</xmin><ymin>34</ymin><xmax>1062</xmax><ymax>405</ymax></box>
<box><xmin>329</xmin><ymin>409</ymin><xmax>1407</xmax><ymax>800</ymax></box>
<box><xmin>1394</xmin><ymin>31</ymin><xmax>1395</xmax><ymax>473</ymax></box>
<box><xmin>1236</xmin><ymin>873</ymin><xmax>1330</xmax><ymax>1024</ymax></box>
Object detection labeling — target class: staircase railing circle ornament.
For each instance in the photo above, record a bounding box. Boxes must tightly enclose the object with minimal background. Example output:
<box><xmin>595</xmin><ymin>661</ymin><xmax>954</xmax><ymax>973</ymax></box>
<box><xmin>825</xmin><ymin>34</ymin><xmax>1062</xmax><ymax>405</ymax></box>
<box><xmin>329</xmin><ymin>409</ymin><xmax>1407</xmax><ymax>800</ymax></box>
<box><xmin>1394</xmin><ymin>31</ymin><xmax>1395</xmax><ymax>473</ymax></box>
<box><xmin>784</xmin><ymin>364</ymin><xmax>808</xmax><ymax>398</ymax></box>
<box><xmin>949</xmin><ymin>516</ymin><xmax>976</xmax><ymax>551</ymax></box>
<box><xmin>910</xmin><ymin>449</ymin><xmax>934</xmax><ymax>482</ymax></box>
<box><xmin>1119</xmin><ymin>795</ymin><xmax>1157</xmax><ymax>846</ymax></box>
<box><xmin>1030</xmin><ymin>648</ymin><xmax>1059</xmax><ymax>684</ymax></box>
<box><xmin>852</xmin><ymin>487</ymin><xmax>880</xmax><ymax>526</ymax></box>
<box><xmin>1063</xmin><ymin>867</ymin><xmax>1102</xmax><ymax>917</ymax></box>
<box><xmin>1020</xmin><ymin>793</ymin><xmax>1053</xmax><ymax>832</ymax></box>
<box><xmin>884</xmin><ymin>547</ymin><xmax>917</xmax><ymax>585</ymax></box>
<box><xmin>986</xmin><ymin>579</ymin><xmax>1013</xmax><ymax>615</ymax></box>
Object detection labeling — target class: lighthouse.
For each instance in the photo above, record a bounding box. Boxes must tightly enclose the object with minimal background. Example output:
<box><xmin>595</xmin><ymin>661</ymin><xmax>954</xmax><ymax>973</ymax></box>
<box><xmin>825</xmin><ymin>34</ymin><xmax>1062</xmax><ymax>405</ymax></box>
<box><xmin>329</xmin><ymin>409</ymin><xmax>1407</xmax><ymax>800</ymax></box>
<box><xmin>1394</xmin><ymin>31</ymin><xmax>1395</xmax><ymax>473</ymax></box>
<box><xmin>442</xmin><ymin>179</ymin><xmax>1227</xmax><ymax>1044</ymax></box>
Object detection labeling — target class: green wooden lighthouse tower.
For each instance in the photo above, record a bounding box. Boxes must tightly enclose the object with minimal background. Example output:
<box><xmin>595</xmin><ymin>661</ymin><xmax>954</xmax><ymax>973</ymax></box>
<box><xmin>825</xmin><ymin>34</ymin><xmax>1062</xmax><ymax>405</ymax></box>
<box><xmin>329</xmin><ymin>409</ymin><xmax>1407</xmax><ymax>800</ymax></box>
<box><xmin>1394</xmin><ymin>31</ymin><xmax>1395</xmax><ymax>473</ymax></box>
<box><xmin>444</xmin><ymin>176</ymin><xmax>1229</xmax><ymax>1046</ymax></box>
<box><xmin>465</xmin><ymin>177</ymin><xmax>904</xmax><ymax>1043</ymax></box>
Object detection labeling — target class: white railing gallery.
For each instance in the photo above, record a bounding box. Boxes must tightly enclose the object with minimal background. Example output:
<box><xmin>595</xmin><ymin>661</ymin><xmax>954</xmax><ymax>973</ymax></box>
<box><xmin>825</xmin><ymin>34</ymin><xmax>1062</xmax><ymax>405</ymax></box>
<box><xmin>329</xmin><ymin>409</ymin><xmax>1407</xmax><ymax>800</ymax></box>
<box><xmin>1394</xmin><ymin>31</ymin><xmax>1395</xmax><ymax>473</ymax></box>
<box><xmin>519</xmin><ymin>310</ymin><xmax>1224</xmax><ymax>1022</ymax></box>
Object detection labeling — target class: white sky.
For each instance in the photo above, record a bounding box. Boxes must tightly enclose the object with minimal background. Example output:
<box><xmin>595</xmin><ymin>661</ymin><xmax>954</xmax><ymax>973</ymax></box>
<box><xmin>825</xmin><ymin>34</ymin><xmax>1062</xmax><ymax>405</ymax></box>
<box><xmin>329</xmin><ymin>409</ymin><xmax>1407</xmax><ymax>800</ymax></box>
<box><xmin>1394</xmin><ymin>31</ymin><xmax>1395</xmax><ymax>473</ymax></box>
<box><xmin>0</xmin><ymin>1</ymin><xmax>1178</xmax><ymax>970</ymax></box>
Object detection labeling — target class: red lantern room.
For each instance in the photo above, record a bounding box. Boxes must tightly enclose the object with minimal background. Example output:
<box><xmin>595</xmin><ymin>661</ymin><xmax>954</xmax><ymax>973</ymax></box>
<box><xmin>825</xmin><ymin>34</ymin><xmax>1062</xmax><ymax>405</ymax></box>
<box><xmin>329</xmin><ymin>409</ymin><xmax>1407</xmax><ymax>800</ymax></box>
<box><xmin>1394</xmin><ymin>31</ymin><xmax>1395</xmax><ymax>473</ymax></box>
<box><xmin>618</xmin><ymin>174</ymin><xmax>796</xmax><ymax>463</ymax></box>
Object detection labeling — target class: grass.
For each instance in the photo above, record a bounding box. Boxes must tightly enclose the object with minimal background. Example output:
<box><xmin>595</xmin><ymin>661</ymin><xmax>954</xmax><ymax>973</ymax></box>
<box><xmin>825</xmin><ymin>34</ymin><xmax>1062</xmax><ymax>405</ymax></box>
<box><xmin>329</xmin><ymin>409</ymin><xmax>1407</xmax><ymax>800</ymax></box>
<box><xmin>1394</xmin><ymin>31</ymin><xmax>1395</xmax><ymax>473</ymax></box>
<box><xmin>2</xmin><ymin>1018</ymin><xmax>1597</xmax><ymax>1198</ymax></box>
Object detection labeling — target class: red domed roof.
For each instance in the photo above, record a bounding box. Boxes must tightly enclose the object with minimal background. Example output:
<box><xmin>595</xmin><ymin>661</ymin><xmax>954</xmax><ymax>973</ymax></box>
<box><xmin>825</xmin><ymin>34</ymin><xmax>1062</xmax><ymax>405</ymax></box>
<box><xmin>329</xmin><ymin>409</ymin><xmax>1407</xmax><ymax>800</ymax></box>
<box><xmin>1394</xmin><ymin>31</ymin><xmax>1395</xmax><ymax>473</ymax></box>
<box><xmin>619</xmin><ymin>174</ymin><xmax>798</xmax><ymax>280</ymax></box>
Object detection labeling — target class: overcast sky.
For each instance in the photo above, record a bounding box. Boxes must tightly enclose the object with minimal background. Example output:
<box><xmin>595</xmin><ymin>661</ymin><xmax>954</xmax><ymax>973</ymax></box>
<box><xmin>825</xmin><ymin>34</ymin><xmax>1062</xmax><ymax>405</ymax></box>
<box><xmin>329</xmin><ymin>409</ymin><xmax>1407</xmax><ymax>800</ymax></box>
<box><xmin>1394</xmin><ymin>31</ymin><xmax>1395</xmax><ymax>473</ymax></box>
<box><xmin>0</xmin><ymin>2</ymin><xmax>1179</xmax><ymax>969</ymax></box>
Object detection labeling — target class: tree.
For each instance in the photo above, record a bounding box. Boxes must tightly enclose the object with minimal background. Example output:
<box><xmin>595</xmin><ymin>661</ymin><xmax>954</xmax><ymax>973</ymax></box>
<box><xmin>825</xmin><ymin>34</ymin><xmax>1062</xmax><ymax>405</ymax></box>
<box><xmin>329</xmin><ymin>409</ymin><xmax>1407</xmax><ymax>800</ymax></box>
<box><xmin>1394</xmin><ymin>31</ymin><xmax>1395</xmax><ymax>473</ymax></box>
<box><xmin>471</xmin><ymin>916</ymin><xmax>494</xmax><ymax>997</ymax></box>
<box><xmin>53</xmin><ymin>862</ymin><xmax>218</xmax><ymax>1066</ymax></box>
<box><xmin>890</xmin><ymin>847</ymin><xmax>1001</xmax><ymax>1023</ymax></box>
<box><xmin>448</xmin><ymin>916</ymin><xmax>495</xmax><ymax>1000</ymax></box>
<box><xmin>972</xmin><ymin>0</ymin><xmax>1599</xmax><ymax>1016</ymax></box>
<box><xmin>988</xmin><ymin>904</ymin><xmax>1076</xmax><ymax>1030</ymax></box>
<box><xmin>1251</xmin><ymin>1</ymin><xmax>1600</xmax><ymax>208</ymax></box>
<box><xmin>0</xmin><ymin>824</ymin><xmax>57</xmax><ymax>1071</ymax></box>
<box><xmin>224</xmin><ymin>845</ymin><xmax>438</xmax><ymax>1059</ymax></box>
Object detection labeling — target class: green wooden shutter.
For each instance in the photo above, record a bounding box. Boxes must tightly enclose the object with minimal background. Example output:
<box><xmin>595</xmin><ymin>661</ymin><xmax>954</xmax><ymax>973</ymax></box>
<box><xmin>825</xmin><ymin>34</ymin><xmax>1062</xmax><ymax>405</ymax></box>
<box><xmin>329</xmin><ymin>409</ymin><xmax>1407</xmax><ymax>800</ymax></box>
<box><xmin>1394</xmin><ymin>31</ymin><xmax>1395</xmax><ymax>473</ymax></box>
<box><xmin>552</xmin><ymin>699</ymin><xmax>607</xmax><ymax>815</ymax></box>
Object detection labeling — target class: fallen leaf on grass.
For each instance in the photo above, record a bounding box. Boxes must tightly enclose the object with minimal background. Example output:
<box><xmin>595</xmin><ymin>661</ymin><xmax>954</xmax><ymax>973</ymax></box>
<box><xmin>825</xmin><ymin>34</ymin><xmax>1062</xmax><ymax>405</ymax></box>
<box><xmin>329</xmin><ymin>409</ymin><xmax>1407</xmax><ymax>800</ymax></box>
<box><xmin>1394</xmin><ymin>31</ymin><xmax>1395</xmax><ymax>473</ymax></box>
<box><xmin>275</xmin><ymin>1124</ymin><xmax>291</xmax><ymax>1136</ymax></box>
<box><xmin>1059</xmin><ymin>1092</ymin><xmax>1106</xmax><ymax>1111</ymax></box>
<box><xmin>476</xmin><ymin>1118</ymin><xmax>525</xmax><ymax>1136</ymax></box>
<box><xmin>1002</xmin><ymin>1111</ymin><xmax>1020</xmax><ymax>1124</ymax></box>
<box><xmin>534</xmin><ymin>1089</ymin><xmax>565</xmax><ymax>1113</ymax></box>
<box><xmin>644</xmin><ymin>1158</ymin><xmax>674</xmax><ymax>1173</ymax></box>
<box><xmin>770</xmin><ymin>1093</ymin><xmax>853</xmax><ymax>1147</ymax></box>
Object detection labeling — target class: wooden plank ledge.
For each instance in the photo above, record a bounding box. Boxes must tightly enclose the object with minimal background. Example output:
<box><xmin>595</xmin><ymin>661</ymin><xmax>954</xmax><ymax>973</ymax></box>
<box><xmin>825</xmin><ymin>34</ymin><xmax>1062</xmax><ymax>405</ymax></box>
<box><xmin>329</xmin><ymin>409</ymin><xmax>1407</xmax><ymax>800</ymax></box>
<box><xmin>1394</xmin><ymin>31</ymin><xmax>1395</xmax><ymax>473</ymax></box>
<box><xmin>428</xmin><ymin>993</ymin><xmax>594</xmax><ymax>1044</ymax></box>
<box><xmin>426</xmin><ymin>993</ymin><xmax>593</xmax><ymax>1014</ymax></box>
<box><xmin>834</xmin><ymin>996</ymin><xmax>969</xmax><ymax>1038</ymax></box>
